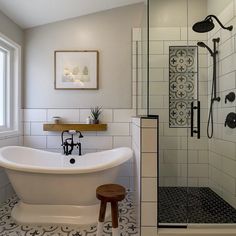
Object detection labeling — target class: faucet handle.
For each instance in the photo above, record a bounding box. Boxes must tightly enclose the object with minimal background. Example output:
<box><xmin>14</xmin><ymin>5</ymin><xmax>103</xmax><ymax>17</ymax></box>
<box><xmin>68</xmin><ymin>130</ymin><xmax>77</xmax><ymax>135</ymax></box>
<box><xmin>225</xmin><ymin>92</ymin><xmax>235</xmax><ymax>104</ymax></box>
<box><xmin>77</xmin><ymin>131</ymin><xmax>83</xmax><ymax>138</ymax></box>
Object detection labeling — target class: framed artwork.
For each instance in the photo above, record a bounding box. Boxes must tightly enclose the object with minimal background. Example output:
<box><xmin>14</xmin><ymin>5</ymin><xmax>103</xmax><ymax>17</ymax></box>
<box><xmin>54</xmin><ymin>50</ymin><xmax>99</xmax><ymax>90</ymax></box>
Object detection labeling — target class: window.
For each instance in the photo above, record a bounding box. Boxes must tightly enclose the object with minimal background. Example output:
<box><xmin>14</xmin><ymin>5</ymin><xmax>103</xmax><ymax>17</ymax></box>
<box><xmin>0</xmin><ymin>34</ymin><xmax>21</xmax><ymax>136</ymax></box>
<box><xmin>0</xmin><ymin>49</ymin><xmax>5</xmax><ymax>126</ymax></box>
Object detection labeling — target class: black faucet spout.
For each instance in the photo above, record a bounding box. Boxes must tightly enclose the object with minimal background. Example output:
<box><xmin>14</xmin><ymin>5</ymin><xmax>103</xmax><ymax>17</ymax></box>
<box><xmin>77</xmin><ymin>142</ymin><xmax>82</xmax><ymax>156</ymax></box>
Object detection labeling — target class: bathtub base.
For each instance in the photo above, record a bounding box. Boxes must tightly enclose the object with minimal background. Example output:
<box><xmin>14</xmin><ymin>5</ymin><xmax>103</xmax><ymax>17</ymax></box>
<box><xmin>12</xmin><ymin>201</ymin><xmax>110</xmax><ymax>226</ymax></box>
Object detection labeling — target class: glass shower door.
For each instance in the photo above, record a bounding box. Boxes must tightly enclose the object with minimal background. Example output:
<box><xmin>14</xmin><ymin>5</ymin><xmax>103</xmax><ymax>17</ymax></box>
<box><xmin>147</xmin><ymin>0</ymin><xmax>190</xmax><ymax>226</ymax></box>
<box><xmin>148</xmin><ymin>0</ymin><xmax>236</xmax><ymax>227</ymax></box>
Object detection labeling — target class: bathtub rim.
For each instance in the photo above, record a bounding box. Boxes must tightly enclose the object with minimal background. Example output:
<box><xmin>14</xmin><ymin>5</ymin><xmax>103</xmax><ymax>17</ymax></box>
<box><xmin>0</xmin><ymin>146</ymin><xmax>133</xmax><ymax>174</ymax></box>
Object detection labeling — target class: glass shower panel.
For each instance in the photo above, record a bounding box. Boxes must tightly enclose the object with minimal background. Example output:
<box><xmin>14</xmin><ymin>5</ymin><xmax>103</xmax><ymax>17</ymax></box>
<box><xmin>134</xmin><ymin>0</ymin><xmax>148</xmax><ymax>116</ymax></box>
<box><xmin>148</xmin><ymin>0</ymin><xmax>189</xmax><ymax>226</ymax></box>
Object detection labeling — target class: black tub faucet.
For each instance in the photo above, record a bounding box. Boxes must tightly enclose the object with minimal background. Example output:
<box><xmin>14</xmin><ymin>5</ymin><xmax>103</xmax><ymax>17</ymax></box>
<box><xmin>61</xmin><ymin>130</ymin><xmax>83</xmax><ymax>156</ymax></box>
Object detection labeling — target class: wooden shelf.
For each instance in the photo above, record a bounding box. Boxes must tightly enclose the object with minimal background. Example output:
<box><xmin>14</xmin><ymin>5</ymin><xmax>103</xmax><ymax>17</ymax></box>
<box><xmin>43</xmin><ymin>123</ymin><xmax>107</xmax><ymax>132</ymax></box>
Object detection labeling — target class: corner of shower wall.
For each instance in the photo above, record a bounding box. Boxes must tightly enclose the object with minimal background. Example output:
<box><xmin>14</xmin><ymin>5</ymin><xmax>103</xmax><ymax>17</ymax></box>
<box><xmin>207</xmin><ymin>0</ymin><xmax>236</xmax><ymax>209</ymax></box>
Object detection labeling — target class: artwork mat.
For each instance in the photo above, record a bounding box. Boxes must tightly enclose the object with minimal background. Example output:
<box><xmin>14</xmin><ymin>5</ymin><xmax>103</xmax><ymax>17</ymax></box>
<box><xmin>54</xmin><ymin>50</ymin><xmax>99</xmax><ymax>90</ymax></box>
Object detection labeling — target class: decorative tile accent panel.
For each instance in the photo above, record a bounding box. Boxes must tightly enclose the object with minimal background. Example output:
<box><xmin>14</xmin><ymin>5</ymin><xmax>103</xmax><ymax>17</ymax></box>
<box><xmin>169</xmin><ymin>47</ymin><xmax>197</xmax><ymax>73</ymax></box>
<box><xmin>169</xmin><ymin>46</ymin><xmax>198</xmax><ymax>128</ymax></box>
<box><xmin>169</xmin><ymin>73</ymin><xmax>196</xmax><ymax>100</ymax></box>
<box><xmin>169</xmin><ymin>100</ymin><xmax>191</xmax><ymax>127</ymax></box>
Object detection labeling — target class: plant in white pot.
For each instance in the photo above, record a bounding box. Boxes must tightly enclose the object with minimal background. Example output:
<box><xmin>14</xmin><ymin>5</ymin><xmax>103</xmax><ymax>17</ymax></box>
<box><xmin>90</xmin><ymin>106</ymin><xmax>102</xmax><ymax>124</ymax></box>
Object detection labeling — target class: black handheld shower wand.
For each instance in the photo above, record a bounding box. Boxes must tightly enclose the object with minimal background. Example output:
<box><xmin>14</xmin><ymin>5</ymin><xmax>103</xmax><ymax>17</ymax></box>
<box><xmin>197</xmin><ymin>38</ymin><xmax>220</xmax><ymax>139</ymax></box>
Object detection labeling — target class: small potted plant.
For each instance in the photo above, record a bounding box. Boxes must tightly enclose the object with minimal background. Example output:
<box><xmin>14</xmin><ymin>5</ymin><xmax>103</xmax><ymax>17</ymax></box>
<box><xmin>90</xmin><ymin>106</ymin><xmax>102</xmax><ymax>124</ymax></box>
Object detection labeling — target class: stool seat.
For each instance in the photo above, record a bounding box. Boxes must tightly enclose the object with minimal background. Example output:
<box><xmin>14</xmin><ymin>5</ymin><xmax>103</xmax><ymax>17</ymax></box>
<box><xmin>96</xmin><ymin>184</ymin><xmax>126</xmax><ymax>202</ymax></box>
<box><xmin>96</xmin><ymin>184</ymin><xmax>126</xmax><ymax>236</ymax></box>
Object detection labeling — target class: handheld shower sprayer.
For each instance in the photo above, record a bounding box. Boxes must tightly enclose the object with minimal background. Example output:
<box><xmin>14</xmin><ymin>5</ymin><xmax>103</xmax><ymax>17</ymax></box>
<box><xmin>197</xmin><ymin>42</ymin><xmax>214</xmax><ymax>56</ymax></box>
<box><xmin>197</xmin><ymin>38</ymin><xmax>220</xmax><ymax>138</ymax></box>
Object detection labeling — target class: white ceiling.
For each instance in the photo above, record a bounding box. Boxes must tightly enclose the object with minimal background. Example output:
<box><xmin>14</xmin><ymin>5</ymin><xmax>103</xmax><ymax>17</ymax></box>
<box><xmin>0</xmin><ymin>0</ymin><xmax>143</xmax><ymax>29</ymax></box>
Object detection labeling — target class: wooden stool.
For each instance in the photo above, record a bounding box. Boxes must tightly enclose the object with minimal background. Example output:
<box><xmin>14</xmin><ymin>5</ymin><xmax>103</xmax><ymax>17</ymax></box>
<box><xmin>96</xmin><ymin>184</ymin><xmax>126</xmax><ymax>236</ymax></box>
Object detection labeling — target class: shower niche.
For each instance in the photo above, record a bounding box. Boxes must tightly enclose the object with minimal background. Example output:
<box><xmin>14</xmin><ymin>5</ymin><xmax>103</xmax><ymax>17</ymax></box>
<box><xmin>169</xmin><ymin>46</ymin><xmax>198</xmax><ymax>128</ymax></box>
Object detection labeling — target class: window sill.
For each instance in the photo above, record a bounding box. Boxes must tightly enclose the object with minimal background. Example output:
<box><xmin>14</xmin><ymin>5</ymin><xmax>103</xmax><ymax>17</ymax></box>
<box><xmin>0</xmin><ymin>130</ymin><xmax>21</xmax><ymax>139</ymax></box>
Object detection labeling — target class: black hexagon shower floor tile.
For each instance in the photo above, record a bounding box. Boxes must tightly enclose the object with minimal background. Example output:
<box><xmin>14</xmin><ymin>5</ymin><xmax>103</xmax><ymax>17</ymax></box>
<box><xmin>0</xmin><ymin>191</ymin><xmax>137</xmax><ymax>236</ymax></box>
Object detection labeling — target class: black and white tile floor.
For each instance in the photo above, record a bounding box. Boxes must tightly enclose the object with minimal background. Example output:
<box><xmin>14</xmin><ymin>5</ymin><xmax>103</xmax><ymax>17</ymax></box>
<box><xmin>0</xmin><ymin>191</ymin><xmax>137</xmax><ymax>236</ymax></box>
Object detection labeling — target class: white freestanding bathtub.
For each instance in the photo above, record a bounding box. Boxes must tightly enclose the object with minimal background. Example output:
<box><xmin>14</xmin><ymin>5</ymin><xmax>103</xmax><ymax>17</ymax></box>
<box><xmin>0</xmin><ymin>146</ymin><xmax>133</xmax><ymax>225</ymax></box>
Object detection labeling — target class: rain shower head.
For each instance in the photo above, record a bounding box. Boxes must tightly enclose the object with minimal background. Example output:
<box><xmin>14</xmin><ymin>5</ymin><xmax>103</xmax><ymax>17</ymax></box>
<box><xmin>192</xmin><ymin>15</ymin><xmax>233</xmax><ymax>33</ymax></box>
<box><xmin>197</xmin><ymin>41</ymin><xmax>214</xmax><ymax>56</ymax></box>
<box><xmin>193</xmin><ymin>18</ymin><xmax>214</xmax><ymax>33</ymax></box>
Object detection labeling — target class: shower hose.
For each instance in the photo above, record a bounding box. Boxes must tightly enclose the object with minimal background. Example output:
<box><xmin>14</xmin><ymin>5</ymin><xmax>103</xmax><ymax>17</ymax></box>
<box><xmin>207</xmin><ymin>77</ymin><xmax>215</xmax><ymax>139</ymax></box>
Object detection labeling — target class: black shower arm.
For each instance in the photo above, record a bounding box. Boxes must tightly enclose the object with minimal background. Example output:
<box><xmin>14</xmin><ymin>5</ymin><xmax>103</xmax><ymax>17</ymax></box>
<box><xmin>205</xmin><ymin>15</ymin><xmax>233</xmax><ymax>31</ymax></box>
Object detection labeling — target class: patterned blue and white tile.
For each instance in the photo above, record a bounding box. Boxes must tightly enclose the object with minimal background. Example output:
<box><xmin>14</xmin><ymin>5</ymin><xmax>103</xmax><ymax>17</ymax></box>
<box><xmin>0</xmin><ymin>191</ymin><xmax>137</xmax><ymax>236</ymax></box>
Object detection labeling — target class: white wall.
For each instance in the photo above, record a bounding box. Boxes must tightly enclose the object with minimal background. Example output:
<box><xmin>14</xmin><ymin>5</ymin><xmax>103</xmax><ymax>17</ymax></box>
<box><xmin>0</xmin><ymin>10</ymin><xmax>24</xmax><ymax>46</ymax></box>
<box><xmin>22</xmin><ymin>4</ymin><xmax>144</xmax><ymax>190</ymax></box>
<box><xmin>0</xmin><ymin>10</ymin><xmax>24</xmax><ymax>203</ymax></box>
<box><xmin>149</xmin><ymin>0</ymin><xmax>207</xmax><ymax>27</ymax></box>
<box><xmin>24</xmin><ymin>4</ymin><xmax>143</xmax><ymax>109</ymax></box>
<box><xmin>207</xmin><ymin>0</ymin><xmax>233</xmax><ymax>15</ymax></box>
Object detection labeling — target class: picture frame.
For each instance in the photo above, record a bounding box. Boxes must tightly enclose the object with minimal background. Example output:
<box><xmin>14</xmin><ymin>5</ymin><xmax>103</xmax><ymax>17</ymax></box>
<box><xmin>54</xmin><ymin>50</ymin><xmax>99</xmax><ymax>90</ymax></box>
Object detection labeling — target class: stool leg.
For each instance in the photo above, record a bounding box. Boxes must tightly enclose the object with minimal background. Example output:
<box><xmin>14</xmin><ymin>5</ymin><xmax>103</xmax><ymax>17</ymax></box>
<box><xmin>97</xmin><ymin>201</ymin><xmax>107</xmax><ymax>236</ymax></box>
<box><xmin>111</xmin><ymin>201</ymin><xmax>119</xmax><ymax>236</ymax></box>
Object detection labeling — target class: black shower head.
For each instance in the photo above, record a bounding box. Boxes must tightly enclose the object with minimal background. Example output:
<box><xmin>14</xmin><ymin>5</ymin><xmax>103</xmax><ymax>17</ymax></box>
<box><xmin>193</xmin><ymin>18</ymin><xmax>215</xmax><ymax>33</ymax></box>
<box><xmin>192</xmin><ymin>15</ymin><xmax>233</xmax><ymax>33</ymax></box>
<box><xmin>197</xmin><ymin>41</ymin><xmax>214</xmax><ymax>56</ymax></box>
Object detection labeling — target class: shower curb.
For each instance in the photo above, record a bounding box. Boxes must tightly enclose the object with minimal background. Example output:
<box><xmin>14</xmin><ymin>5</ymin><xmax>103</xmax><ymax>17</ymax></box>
<box><xmin>158</xmin><ymin>228</ymin><xmax>236</xmax><ymax>236</ymax></box>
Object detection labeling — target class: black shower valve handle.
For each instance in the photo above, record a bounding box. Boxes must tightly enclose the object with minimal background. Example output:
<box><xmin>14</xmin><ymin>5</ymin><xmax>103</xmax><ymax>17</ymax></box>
<box><xmin>225</xmin><ymin>92</ymin><xmax>235</xmax><ymax>104</ymax></box>
<box><xmin>225</xmin><ymin>112</ymin><xmax>236</xmax><ymax>128</ymax></box>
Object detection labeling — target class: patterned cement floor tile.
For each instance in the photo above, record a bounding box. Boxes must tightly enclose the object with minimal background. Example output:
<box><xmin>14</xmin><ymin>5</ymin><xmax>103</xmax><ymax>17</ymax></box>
<box><xmin>0</xmin><ymin>191</ymin><xmax>137</xmax><ymax>236</ymax></box>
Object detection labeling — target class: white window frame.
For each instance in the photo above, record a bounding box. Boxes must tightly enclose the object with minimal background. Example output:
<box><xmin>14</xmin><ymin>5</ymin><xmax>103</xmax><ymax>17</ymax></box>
<box><xmin>0</xmin><ymin>48</ymin><xmax>7</xmax><ymax>128</ymax></box>
<box><xmin>0</xmin><ymin>33</ymin><xmax>21</xmax><ymax>138</ymax></box>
